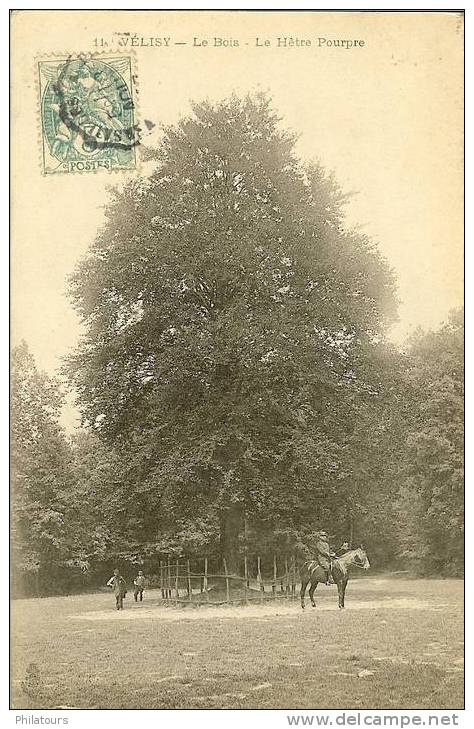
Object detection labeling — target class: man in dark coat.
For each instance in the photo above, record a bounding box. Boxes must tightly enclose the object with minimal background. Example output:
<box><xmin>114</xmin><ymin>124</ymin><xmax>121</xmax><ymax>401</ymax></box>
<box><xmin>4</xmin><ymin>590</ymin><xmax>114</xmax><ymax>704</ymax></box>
<box><xmin>107</xmin><ymin>568</ymin><xmax>127</xmax><ymax>610</ymax></box>
<box><xmin>133</xmin><ymin>570</ymin><xmax>146</xmax><ymax>602</ymax></box>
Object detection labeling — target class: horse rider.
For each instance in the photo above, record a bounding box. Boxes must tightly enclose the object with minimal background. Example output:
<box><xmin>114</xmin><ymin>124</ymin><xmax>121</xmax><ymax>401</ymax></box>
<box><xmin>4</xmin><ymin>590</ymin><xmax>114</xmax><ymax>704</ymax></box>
<box><xmin>315</xmin><ymin>530</ymin><xmax>332</xmax><ymax>585</ymax></box>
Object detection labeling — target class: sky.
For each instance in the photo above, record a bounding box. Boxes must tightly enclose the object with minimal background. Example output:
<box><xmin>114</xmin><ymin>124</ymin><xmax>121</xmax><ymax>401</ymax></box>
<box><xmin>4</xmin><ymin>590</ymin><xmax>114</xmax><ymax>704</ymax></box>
<box><xmin>11</xmin><ymin>11</ymin><xmax>464</xmax><ymax>429</ymax></box>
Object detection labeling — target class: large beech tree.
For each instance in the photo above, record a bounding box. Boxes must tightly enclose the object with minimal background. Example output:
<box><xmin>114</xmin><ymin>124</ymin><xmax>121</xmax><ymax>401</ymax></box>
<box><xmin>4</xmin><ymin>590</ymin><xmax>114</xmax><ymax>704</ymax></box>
<box><xmin>67</xmin><ymin>94</ymin><xmax>397</xmax><ymax>568</ymax></box>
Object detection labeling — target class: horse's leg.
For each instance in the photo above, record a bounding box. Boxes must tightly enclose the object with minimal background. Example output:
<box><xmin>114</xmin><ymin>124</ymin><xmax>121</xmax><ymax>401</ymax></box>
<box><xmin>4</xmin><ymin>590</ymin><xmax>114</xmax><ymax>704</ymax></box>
<box><xmin>300</xmin><ymin>579</ymin><xmax>308</xmax><ymax>609</ymax></box>
<box><xmin>337</xmin><ymin>578</ymin><xmax>348</xmax><ymax>609</ymax></box>
<box><xmin>308</xmin><ymin>580</ymin><xmax>318</xmax><ymax>608</ymax></box>
<box><xmin>341</xmin><ymin>578</ymin><xmax>348</xmax><ymax>609</ymax></box>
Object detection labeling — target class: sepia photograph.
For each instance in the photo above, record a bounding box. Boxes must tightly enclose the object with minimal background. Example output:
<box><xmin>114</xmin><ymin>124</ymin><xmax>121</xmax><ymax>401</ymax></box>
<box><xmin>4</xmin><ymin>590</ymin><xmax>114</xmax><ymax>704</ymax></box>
<box><xmin>10</xmin><ymin>8</ymin><xmax>464</xmax><ymax>717</ymax></box>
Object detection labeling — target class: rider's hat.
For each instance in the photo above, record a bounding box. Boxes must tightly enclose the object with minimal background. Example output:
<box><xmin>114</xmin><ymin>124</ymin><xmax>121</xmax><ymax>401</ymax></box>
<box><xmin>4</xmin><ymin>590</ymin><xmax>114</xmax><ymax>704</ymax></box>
<box><xmin>318</xmin><ymin>530</ymin><xmax>328</xmax><ymax>537</ymax></box>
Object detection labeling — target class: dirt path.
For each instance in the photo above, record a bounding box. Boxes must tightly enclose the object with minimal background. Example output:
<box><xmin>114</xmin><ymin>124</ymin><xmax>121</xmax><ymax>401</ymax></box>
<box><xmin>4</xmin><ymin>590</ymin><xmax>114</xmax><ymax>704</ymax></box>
<box><xmin>70</xmin><ymin>595</ymin><xmax>451</xmax><ymax>621</ymax></box>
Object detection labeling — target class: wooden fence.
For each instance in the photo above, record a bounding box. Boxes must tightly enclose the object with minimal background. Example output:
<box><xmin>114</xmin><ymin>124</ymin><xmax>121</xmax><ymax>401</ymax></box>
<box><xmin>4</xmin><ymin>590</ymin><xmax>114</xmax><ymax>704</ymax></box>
<box><xmin>158</xmin><ymin>555</ymin><xmax>299</xmax><ymax>605</ymax></box>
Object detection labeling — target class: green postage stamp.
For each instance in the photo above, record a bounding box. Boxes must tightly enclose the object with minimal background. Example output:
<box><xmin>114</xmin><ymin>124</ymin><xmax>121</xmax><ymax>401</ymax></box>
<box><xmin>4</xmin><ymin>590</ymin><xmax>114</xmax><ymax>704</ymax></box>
<box><xmin>38</xmin><ymin>54</ymin><xmax>138</xmax><ymax>174</ymax></box>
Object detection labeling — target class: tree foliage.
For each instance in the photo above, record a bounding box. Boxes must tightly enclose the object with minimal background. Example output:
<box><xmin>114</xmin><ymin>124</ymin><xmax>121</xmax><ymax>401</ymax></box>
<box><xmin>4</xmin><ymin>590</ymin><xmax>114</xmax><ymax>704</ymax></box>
<box><xmin>66</xmin><ymin>94</ymin><xmax>398</xmax><ymax>566</ymax></box>
<box><xmin>395</xmin><ymin>310</ymin><xmax>464</xmax><ymax>573</ymax></box>
<box><xmin>11</xmin><ymin>344</ymin><xmax>127</xmax><ymax>594</ymax></box>
<box><xmin>11</xmin><ymin>342</ymin><xmax>75</xmax><ymax>592</ymax></box>
<box><xmin>12</xmin><ymin>96</ymin><xmax>462</xmax><ymax>593</ymax></box>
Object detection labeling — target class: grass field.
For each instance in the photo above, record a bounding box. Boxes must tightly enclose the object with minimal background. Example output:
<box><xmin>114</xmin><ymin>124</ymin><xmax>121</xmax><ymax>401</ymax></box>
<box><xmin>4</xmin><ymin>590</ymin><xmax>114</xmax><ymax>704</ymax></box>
<box><xmin>11</xmin><ymin>575</ymin><xmax>463</xmax><ymax>710</ymax></box>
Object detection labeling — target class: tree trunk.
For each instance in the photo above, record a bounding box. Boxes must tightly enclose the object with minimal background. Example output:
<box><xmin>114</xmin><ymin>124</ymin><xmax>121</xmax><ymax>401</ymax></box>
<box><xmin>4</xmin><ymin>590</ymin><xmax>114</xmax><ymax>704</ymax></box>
<box><xmin>219</xmin><ymin>503</ymin><xmax>242</xmax><ymax>574</ymax></box>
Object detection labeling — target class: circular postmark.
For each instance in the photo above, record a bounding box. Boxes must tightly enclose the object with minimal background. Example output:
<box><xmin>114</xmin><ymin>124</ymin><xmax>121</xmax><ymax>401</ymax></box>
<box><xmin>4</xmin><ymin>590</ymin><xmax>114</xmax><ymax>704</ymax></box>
<box><xmin>40</xmin><ymin>55</ymin><xmax>139</xmax><ymax>173</ymax></box>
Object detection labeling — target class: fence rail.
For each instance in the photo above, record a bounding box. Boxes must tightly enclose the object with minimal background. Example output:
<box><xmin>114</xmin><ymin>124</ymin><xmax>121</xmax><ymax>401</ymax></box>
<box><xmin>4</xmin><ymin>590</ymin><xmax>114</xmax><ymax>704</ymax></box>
<box><xmin>158</xmin><ymin>555</ymin><xmax>299</xmax><ymax>604</ymax></box>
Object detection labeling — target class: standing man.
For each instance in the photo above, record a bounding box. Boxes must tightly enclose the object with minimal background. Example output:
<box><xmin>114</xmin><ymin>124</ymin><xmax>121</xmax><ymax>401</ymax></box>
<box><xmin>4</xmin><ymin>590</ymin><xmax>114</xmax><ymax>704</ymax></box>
<box><xmin>133</xmin><ymin>570</ymin><xmax>146</xmax><ymax>602</ymax></box>
<box><xmin>107</xmin><ymin>568</ymin><xmax>127</xmax><ymax>610</ymax></box>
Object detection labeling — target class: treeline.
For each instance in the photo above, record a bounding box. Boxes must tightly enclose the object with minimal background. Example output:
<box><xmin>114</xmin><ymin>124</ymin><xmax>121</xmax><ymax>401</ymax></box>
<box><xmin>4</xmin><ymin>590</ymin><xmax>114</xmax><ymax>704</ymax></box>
<box><xmin>11</xmin><ymin>94</ymin><xmax>464</xmax><ymax>596</ymax></box>
<box><xmin>11</xmin><ymin>312</ymin><xmax>463</xmax><ymax>597</ymax></box>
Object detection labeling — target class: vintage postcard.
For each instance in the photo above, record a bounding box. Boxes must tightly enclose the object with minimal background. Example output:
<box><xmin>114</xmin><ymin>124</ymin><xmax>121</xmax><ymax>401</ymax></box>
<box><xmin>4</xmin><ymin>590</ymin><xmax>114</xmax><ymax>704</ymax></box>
<box><xmin>10</xmin><ymin>9</ymin><xmax>464</xmax><ymax>720</ymax></box>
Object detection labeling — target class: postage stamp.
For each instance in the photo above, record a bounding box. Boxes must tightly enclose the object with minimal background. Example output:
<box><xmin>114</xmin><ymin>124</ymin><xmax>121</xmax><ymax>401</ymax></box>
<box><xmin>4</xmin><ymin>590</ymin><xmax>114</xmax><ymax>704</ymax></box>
<box><xmin>37</xmin><ymin>54</ymin><xmax>138</xmax><ymax>174</ymax></box>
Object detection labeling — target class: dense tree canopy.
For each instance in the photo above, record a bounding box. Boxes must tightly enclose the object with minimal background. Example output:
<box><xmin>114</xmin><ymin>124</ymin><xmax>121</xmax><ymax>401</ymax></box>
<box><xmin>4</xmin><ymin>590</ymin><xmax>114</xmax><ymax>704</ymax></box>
<box><xmin>395</xmin><ymin>310</ymin><xmax>464</xmax><ymax>573</ymax></box>
<box><xmin>66</xmin><ymin>94</ymin><xmax>399</xmax><ymax>566</ymax></box>
<box><xmin>11</xmin><ymin>96</ymin><xmax>462</xmax><ymax>595</ymax></box>
<box><xmin>11</xmin><ymin>342</ymin><xmax>74</xmax><ymax>592</ymax></box>
<box><xmin>11</xmin><ymin>343</ymin><xmax>124</xmax><ymax>593</ymax></box>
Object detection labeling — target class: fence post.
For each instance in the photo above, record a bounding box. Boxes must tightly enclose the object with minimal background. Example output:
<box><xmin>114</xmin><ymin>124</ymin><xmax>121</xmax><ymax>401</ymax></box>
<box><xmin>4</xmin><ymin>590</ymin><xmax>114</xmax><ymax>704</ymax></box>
<box><xmin>204</xmin><ymin>557</ymin><xmax>208</xmax><ymax>602</ymax></box>
<box><xmin>167</xmin><ymin>557</ymin><xmax>171</xmax><ymax>599</ymax></box>
<box><xmin>160</xmin><ymin>560</ymin><xmax>164</xmax><ymax>599</ymax></box>
<box><xmin>244</xmin><ymin>554</ymin><xmax>249</xmax><ymax>605</ymax></box>
<box><xmin>285</xmin><ymin>557</ymin><xmax>289</xmax><ymax>598</ymax></box>
<box><xmin>223</xmin><ymin>557</ymin><xmax>230</xmax><ymax>604</ymax></box>
<box><xmin>291</xmin><ymin>555</ymin><xmax>297</xmax><ymax>598</ymax></box>
<box><xmin>273</xmin><ymin>555</ymin><xmax>277</xmax><ymax>597</ymax></box>
<box><xmin>187</xmin><ymin>559</ymin><xmax>192</xmax><ymax>603</ymax></box>
<box><xmin>175</xmin><ymin>559</ymin><xmax>179</xmax><ymax>604</ymax></box>
<box><xmin>257</xmin><ymin>556</ymin><xmax>264</xmax><ymax>603</ymax></box>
